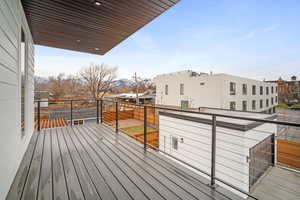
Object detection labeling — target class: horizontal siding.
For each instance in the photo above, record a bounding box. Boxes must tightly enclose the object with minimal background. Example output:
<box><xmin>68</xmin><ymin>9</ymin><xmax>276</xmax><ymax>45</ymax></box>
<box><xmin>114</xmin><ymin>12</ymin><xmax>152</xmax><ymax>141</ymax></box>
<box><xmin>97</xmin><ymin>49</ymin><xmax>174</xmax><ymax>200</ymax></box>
<box><xmin>0</xmin><ymin>7</ymin><xmax>18</xmax><ymax>47</ymax></box>
<box><xmin>0</xmin><ymin>0</ymin><xmax>35</xmax><ymax>199</ymax></box>
<box><xmin>0</xmin><ymin>45</ymin><xmax>18</xmax><ymax>72</ymax></box>
<box><xmin>0</xmin><ymin>1</ymin><xmax>19</xmax><ymax>36</ymax></box>
<box><xmin>0</xmin><ymin>66</ymin><xmax>18</xmax><ymax>86</ymax></box>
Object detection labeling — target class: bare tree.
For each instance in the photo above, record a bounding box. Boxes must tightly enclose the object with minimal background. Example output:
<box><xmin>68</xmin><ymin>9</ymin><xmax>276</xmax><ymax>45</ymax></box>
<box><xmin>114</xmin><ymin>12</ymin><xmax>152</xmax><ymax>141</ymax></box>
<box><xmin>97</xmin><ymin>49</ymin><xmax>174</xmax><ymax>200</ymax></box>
<box><xmin>64</xmin><ymin>75</ymin><xmax>84</xmax><ymax>98</ymax></box>
<box><xmin>80</xmin><ymin>63</ymin><xmax>117</xmax><ymax>99</ymax></box>
<box><xmin>48</xmin><ymin>73</ymin><xmax>66</xmax><ymax>97</ymax></box>
<box><xmin>132</xmin><ymin>72</ymin><xmax>141</xmax><ymax>104</ymax></box>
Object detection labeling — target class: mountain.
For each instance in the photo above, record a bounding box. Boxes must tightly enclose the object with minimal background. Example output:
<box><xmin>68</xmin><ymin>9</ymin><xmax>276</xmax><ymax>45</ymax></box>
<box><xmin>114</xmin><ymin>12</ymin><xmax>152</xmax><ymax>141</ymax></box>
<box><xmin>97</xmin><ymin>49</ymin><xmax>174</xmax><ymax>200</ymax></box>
<box><xmin>112</xmin><ymin>79</ymin><xmax>135</xmax><ymax>89</ymax></box>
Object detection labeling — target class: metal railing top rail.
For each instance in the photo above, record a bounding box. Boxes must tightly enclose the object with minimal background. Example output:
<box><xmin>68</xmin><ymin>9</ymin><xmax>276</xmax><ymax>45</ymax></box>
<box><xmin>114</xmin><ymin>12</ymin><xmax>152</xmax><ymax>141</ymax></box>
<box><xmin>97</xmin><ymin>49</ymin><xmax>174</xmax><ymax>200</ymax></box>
<box><xmin>198</xmin><ymin>106</ymin><xmax>277</xmax><ymax>114</ymax></box>
<box><xmin>34</xmin><ymin>99</ymin><xmax>300</xmax><ymax>128</ymax></box>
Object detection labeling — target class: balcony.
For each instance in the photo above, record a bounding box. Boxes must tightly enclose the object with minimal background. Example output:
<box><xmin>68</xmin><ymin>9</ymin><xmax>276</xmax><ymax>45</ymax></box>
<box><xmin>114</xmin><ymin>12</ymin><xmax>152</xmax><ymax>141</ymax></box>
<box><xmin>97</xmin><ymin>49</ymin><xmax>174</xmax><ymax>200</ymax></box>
<box><xmin>7</xmin><ymin>100</ymin><xmax>300</xmax><ymax>200</ymax></box>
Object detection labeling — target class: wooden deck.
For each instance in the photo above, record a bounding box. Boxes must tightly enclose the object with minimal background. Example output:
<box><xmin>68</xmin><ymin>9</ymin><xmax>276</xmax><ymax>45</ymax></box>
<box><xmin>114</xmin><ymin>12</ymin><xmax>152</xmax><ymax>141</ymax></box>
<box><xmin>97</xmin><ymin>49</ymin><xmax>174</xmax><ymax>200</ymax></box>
<box><xmin>6</xmin><ymin>124</ymin><xmax>241</xmax><ymax>200</ymax></box>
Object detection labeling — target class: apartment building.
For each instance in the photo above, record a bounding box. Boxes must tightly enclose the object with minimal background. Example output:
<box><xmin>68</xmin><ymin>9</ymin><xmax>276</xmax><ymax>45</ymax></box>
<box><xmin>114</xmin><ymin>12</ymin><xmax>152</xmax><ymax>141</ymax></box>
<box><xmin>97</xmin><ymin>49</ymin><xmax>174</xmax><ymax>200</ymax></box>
<box><xmin>154</xmin><ymin>71</ymin><xmax>278</xmax><ymax>113</ymax></box>
<box><xmin>267</xmin><ymin>76</ymin><xmax>300</xmax><ymax>103</ymax></box>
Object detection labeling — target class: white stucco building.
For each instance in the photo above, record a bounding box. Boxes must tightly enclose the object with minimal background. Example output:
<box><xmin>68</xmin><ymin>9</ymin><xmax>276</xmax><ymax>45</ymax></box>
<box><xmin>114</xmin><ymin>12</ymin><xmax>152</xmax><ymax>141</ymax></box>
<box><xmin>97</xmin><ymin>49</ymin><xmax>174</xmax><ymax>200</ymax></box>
<box><xmin>154</xmin><ymin>71</ymin><xmax>278</xmax><ymax>113</ymax></box>
<box><xmin>159</xmin><ymin>108</ymin><xmax>277</xmax><ymax>198</ymax></box>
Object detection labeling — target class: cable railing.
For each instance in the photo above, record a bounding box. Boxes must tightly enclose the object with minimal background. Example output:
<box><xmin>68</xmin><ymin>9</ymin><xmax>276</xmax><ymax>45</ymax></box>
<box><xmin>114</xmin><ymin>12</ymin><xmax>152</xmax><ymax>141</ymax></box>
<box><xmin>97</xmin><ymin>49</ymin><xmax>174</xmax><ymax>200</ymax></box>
<box><xmin>34</xmin><ymin>99</ymin><xmax>300</xmax><ymax>200</ymax></box>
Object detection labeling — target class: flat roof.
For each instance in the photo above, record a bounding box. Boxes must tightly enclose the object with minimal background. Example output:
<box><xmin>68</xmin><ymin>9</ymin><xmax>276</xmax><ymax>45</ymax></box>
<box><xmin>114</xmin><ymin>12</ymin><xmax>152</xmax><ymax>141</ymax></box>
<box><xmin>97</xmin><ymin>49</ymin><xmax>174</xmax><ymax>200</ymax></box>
<box><xmin>159</xmin><ymin>108</ymin><xmax>276</xmax><ymax>131</ymax></box>
<box><xmin>22</xmin><ymin>0</ymin><xmax>180</xmax><ymax>55</ymax></box>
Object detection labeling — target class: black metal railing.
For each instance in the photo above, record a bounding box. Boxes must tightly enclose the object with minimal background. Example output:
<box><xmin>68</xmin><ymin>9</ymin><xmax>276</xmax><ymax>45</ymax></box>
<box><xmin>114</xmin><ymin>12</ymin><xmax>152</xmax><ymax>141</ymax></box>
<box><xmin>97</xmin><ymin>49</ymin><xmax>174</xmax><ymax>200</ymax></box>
<box><xmin>34</xmin><ymin>99</ymin><xmax>300</xmax><ymax>200</ymax></box>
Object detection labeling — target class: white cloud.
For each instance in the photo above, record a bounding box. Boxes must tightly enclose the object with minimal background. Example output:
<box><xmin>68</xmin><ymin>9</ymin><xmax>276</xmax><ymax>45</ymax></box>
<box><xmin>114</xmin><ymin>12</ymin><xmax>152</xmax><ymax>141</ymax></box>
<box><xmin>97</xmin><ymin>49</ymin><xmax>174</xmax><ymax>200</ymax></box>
<box><xmin>236</xmin><ymin>24</ymin><xmax>280</xmax><ymax>42</ymax></box>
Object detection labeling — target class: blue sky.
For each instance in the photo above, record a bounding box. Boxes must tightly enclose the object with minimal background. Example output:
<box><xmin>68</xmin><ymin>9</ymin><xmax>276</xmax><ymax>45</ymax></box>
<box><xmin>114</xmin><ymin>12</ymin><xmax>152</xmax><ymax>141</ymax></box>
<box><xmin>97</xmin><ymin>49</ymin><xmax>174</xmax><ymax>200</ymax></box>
<box><xmin>36</xmin><ymin>0</ymin><xmax>300</xmax><ymax>81</ymax></box>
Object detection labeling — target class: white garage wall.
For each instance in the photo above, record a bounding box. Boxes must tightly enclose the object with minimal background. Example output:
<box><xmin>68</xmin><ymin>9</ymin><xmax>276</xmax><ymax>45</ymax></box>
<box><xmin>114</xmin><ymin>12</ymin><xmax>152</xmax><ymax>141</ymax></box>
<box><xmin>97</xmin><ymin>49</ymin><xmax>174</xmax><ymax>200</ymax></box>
<box><xmin>0</xmin><ymin>0</ymin><xmax>34</xmax><ymax>199</ymax></box>
<box><xmin>159</xmin><ymin>114</ymin><xmax>275</xmax><ymax>198</ymax></box>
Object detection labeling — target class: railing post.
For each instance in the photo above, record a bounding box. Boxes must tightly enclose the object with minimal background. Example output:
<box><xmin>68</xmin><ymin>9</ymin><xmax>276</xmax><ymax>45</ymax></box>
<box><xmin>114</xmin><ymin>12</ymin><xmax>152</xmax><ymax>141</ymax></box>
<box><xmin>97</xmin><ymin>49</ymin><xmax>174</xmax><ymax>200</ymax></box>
<box><xmin>70</xmin><ymin>100</ymin><xmax>73</xmax><ymax>126</ymax></box>
<box><xmin>271</xmin><ymin>133</ymin><xmax>275</xmax><ymax>166</ymax></box>
<box><xmin>37</xmin><ymin>101</ymin><xmax>41</xmax><ymax>131</ymax></box>
<box><xmin>211</xmin><ymin>115</ymin><xmax>217</xmax><ymax>187</ymax></box>
<box><xmin>100</xmin><ymin>100</ymin><xmax>103</xmax><ymax>124</ymax></box>
<box><xmin>96</xmin><ymin>99</ymin><xmax>99</xmax><ymax>124</ymax></box>
<box><xmin>144</xmin><ymin>106</ymin><xmax>148</xmax><ymax>150</ymax></box>
<box><xmin>115</xmin><ymin>101</ymin><xmax>119</xmax><ymax>133</ymax></box>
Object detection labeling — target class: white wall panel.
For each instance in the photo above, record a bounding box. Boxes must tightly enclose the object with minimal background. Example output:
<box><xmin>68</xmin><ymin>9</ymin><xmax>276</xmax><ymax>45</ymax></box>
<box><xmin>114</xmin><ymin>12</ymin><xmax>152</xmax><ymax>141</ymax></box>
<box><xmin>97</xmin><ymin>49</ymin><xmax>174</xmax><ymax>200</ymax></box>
<box><xmin>0</xmin><ymin>0</ymin><xmax>35</xmax><ymax>198</ymax></box>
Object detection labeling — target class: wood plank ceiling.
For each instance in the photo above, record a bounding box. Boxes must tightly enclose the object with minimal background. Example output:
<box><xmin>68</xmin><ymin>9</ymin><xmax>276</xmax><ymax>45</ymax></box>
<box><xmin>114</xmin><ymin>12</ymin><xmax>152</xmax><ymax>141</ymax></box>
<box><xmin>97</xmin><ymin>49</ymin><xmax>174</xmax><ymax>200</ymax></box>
<box><xmin>21</xmin><ymin>0</ymin><xmax>180</xmax><ymax>55</ymax></box>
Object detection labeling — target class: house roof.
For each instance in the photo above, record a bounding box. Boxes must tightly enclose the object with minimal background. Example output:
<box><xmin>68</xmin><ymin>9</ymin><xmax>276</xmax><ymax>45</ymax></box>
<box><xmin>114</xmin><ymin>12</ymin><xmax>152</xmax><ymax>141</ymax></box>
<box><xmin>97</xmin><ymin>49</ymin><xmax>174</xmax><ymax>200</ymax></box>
<box><xmin>159</xmin><ymin>108</ymin><xmax>276</xmax><ymax>131</ymax></box>
<box><xmin>22</xmin><ymin>0</ymin><xmax>180</xmax><ymax>55</ymax></box>
<box><xmin>34</xmin><ymin>91</ymin><xmax>49</xmax><ymax>99</ymax></box>
<box><xmin>105</xmin><ymin>93</ymin><xmax>155</xmax><ymax>99</ymax></box>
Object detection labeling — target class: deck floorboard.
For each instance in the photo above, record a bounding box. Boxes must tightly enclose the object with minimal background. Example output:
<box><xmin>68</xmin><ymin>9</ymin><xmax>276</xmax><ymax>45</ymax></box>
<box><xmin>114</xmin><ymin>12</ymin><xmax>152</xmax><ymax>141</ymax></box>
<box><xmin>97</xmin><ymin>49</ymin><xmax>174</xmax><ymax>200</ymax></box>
<box><xmin>6</xmin><ymin>124</ymin><xmax>242</xmax><ymax>200</ymax></box>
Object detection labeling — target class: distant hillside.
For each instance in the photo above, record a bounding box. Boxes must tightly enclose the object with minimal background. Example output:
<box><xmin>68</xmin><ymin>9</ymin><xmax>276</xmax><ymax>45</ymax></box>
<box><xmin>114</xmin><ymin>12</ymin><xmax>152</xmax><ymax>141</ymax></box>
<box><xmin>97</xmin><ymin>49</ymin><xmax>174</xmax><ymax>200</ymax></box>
<box><xmin>112</xmin><ymin>79</ymin><xmax>135</xmax><ymax>89</ymax></box>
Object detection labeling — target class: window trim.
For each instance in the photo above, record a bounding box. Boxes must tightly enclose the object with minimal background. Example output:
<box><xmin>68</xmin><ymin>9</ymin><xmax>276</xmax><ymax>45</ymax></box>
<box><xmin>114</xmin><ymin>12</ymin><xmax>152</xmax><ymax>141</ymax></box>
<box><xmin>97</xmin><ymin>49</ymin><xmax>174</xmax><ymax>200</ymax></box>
<box><xmin>230</xmin><ymin>101</ymin><xmax>236</xmax><ymax>111</ymax></box>
<box><xmin>260</xmin><ymin>86</ymin><xmax>263</xmax><ymax>95</ymax></box>
<box><xmin>165</xmin><ymin>84</ymin><xmax>168</xmax><ymax>95</ymax></box>
<box><xmin>172</xmin><ymin>136</ymin><xmax>178</xmax><ymax>150</ymax></box>
<box><xmin>180</xmin><ymin>83</ymin><xmax>184</xmax><ymax>95</ymax></box>
<box><xmin>242</xmin><ymin>100</ymin><xmax>247</xmax><ymax>111</ymax></box>
<box><xmin>21</xmin><ymin>28</ymin><xmax>28</xmax><ymax>138</ymax></box>
<box><xmin>73</xmin><ymin>119</ymin><xmax>84</xmax><ymax>126</ymax></box>
<box><xmin>230</xmin><ymin>82</ymin><xmax>236</xmax><ymax>95</ymax></box>
<box><xmin>252</xmin><ymin>85</ymin><xmax>256</xmax><ymax>95</ymax></box>
<box><xmin>252</xmin><ymin>100</ymin><xmax>256</xmax><ymax>110</ymax></box>
<box><xmin>242</xmin><ymin>84</ymin><xmax>247</xmax><ymax>95</ymax></box>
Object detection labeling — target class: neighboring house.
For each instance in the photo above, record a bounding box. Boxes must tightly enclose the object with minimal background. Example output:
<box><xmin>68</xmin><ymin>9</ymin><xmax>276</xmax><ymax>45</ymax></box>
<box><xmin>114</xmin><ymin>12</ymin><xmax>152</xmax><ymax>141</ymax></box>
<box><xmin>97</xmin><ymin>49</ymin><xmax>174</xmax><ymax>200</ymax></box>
<box><xmin>158</xmin><ymin>109</ymin><xmax>277</xmax><ymax>197</ymax></box>
<box><xmin>267</xmin><ymin>76</ymin><xmax>300</xmax><ymax>103</ymax></box>
<box><xmin>154</xmin><ymin>71</ymin><xmax>278</xmax><ymax>113</ymax></box>
<box><xmin>34</xmin><ymin>91</ymin><xmax>49</xmax><ymax>108</ymax></box>
<box><xmin>49</xmin><ymin>106</ymin><xmax>97</xmax><ymax>125</ymax></box>
<box><xmin>105</xmin><ymin>93</ymin><xmax>155</xmax><ymax>104</ymax></box>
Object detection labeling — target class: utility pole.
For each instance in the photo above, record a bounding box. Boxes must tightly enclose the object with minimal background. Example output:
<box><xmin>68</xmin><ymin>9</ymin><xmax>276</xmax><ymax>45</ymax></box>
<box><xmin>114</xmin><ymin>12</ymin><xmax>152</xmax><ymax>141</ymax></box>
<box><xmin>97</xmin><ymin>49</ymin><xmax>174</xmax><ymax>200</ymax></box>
<box><xmin>132</xmin><ymin>72</ymin><xmax>140</xmax><ymax>104</ymax></box>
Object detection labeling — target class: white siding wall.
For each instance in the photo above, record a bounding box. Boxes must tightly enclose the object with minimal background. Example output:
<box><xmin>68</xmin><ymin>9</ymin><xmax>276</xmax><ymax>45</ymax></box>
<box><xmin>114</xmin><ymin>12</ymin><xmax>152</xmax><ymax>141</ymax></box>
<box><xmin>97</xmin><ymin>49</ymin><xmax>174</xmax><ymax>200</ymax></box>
<box><xmin>159</xmin><ymin>115</ymin><xmax>275</xmax><ymax>198</ymax></box>
<box><xmin>221</xmin><ymin>74</ymin><xmax>278</xmax><ymax>112</ymax></box>
<box><xmin>154</xmin><ymin>72</ymin><xmax>278</xmax><ymax>112</ymax></box>
<box><xmin>154</xmin><ymin>72</ymin><xmax>223</xmax><ymax>108</ymax></box>
<box><xmin>0</xmin><ymin>0</ymin><xmax>34</xmax><ymax>199</ymax></box>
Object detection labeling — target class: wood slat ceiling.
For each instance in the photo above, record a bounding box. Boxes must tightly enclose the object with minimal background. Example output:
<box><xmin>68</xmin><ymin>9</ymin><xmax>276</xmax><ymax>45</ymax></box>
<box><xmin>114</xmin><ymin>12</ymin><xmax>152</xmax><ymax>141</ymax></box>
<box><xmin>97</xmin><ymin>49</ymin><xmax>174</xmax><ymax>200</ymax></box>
<box><xmin>21</xmin><ymin>0</ymin><xmax>180</xmax><ymax>55</ymax></box>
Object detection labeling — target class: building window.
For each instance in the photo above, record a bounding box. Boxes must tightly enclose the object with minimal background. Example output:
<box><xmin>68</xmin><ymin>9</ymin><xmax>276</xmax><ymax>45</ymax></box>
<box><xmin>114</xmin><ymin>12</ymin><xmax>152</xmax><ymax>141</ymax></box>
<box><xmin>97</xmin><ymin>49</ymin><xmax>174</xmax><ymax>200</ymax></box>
<box><xmin>242</xmin><ymin>101</ymin><xmax>247</xmax><ymax>111</ymax></box>
<box><xmin>21</xmin><ymin>29</ymin><xmax>27</xmax><ymax>138</ymax></box>
<box><xmin>252</xmin><ymin>100</ymin><xmax>256</xmax><ymax>110</ymax></box>
<box><xmin>172</xmin><ymin>136</ymin><xmax>178</xmax><ymax>150</ymax></box>
<box><xmin>252</xmin><ymin>85</ymin><xmax>256</xmax><ymax>95</ymax></box>
<box><xmin>230</xmin><ymin>82</ymin><xmax>236</xmax><ymax>95</ymax></box>
<box><xmin>271</xmin><ymin>97</ymin><xmax>274</xmax><ymax>105</ymax></box>
<box><xmin>200</xmin><ymin>82</ymin><xmax>205</xmax><ymax>86</ymax></box>
<box><xmin>266</xmin><ymin>99</ymin><xmax>269</xmax><ymax>107</ymax></box>
<box><xmin>260</xmin><ymin>99</ymin><xmax>263</xmax><ymax>109</ymax></box>
<box><xmin>181</xmin><ymin>100</ymin><xmax>189</xmax><ymax>109</ymax></box>
<box><xmin>276</xmin><ymin>86</ymin><xmax>278</xmax><ymax>93</ymax></box>
<box><xmin>180</xmin><ymin>83</ymin><xmax>184</xmax><ymax>95</ymax></box>
<box><xmin>230</xmin><ymin>101</ymin><xmax>236</xmax><ymax>111</ymax></box>
<box><xmin>275</xmin><ymin>96</ymin><xmax>278</xmax><ymax>103</ymax></box>
<box><xmin>165</xmin><ymin>85</ymin><xmax>168</xmax><ymax>95</ymax></box>
<box><xmin>242</xmin><ymin>84</ymin><xmax>247</xmax><ymax>95</ymax></box>
<box><xmin>266</xmin><ymin>87</ymin><xmax>269</xmax><ymax>95</ymax></box>
<box><xmin>271</xmin><ymin>86</ymin><xmax>274</xmax><ymax>94</ymax></box>
<box><xmin>260</xmin><ymin>86</ymin><xmax>263</xmax><ymax>95</ymax></box>
<box><xmin>73</xmin><ymin>120</ymin><xmax>84</xmax><ymax>126</ymax></box>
